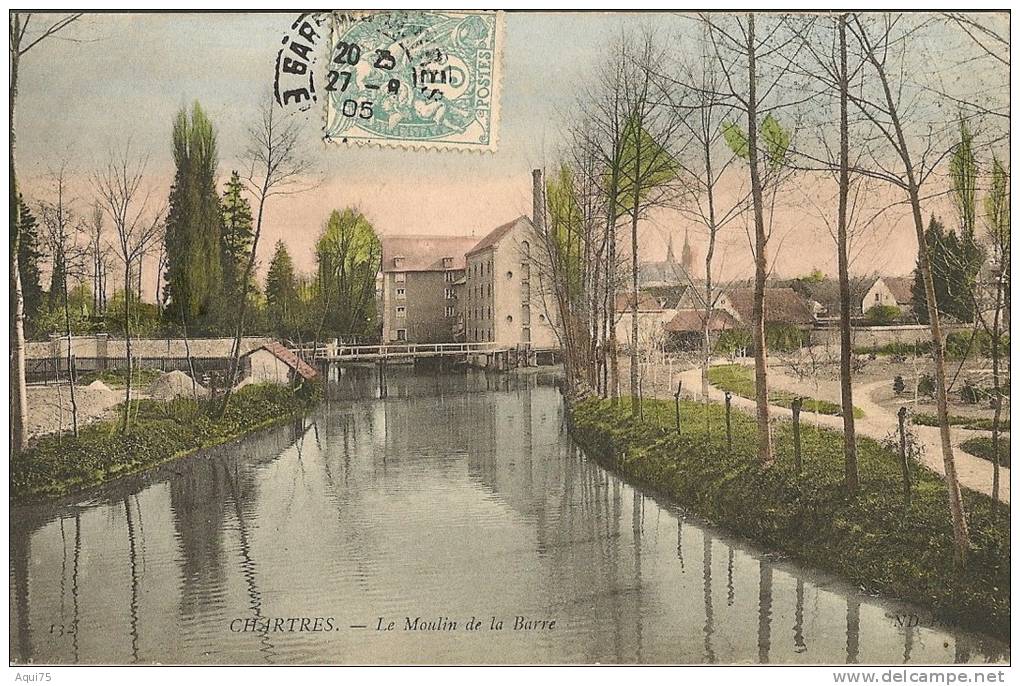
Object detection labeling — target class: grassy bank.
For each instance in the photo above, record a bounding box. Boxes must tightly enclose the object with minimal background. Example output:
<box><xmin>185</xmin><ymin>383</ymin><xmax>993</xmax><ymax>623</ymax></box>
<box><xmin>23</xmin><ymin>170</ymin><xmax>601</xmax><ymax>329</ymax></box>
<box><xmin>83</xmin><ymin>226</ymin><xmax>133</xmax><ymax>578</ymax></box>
<box><xmin>960</xmin><ymin>436</ymin><xmax>1011</xmax><ymax>468</ymax></box>
<box><xmin>708</xmin><ymin>364</ymin><xmax>864</xmax><ymax>418</ymax></box>
<box><xmin>12</xmin><ymin>383</ymin><xmax>317</xmax><ymax>503</ymax></box>
<box><xmin>914</xmin><ymin>412</ymin><xmax>1010</xmax><ymax>432</ymax></box>
<box><xmin>569</xmin><ymin>397</ymin><xmax>1009</xmax><ymax>639</ymax></box>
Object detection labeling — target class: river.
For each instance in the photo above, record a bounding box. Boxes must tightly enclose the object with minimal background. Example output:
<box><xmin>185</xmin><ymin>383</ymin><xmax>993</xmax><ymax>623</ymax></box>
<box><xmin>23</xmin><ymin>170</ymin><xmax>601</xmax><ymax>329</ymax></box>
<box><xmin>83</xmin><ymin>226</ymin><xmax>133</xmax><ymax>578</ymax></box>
<box><xmin>9</xmin><ymin>368</ymin><xmax>1007</xmax><ymax>664</ymax></box>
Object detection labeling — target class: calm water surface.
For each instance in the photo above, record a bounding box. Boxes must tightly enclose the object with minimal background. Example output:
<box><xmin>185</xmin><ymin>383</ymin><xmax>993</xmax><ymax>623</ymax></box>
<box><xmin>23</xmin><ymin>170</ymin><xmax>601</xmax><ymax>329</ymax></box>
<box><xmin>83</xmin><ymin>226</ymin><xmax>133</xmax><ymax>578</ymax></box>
<box><xmin>9</xmin><ymin>369</ymin><xmax>1008</xmax><ymax>664</ymax></box>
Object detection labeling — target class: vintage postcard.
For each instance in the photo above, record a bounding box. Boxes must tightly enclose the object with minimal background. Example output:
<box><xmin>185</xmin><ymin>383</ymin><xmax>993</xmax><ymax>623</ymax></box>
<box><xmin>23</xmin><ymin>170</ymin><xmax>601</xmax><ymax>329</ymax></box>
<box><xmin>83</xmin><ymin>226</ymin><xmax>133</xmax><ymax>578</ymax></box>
<box><xmin>7</xmin><ymin>8</ymin><xmax>1012</xmax><ymax>675</ymax></box>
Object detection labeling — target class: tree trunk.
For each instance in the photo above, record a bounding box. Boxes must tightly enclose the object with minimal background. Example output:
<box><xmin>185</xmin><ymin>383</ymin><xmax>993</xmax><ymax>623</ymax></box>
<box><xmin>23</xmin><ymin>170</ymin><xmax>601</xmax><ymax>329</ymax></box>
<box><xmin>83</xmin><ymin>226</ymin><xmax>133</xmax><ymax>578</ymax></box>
<box><xmin>10</xmin><ymin>48</ymin><xmax>29</xmax><ymax>454</ymax></box>
<box><xmin>836</xmin><ymin>15</ymin><xmax>859</xmax><ymax>492</ymax></box>
<box><xmin>745</xmin><ymin>13</ymin><xmax>773</xmax><ymax>466</ymax></box>
<box><xmin>630</xmin><ymin>207</ymin><xmax>640</xmax><ymax>416</ymax></box>
<box><xmin>702</xmin><ymin>135</ymin><xmax>718</xmax><ymax>402</ymax></box>
<box><xmin>608</xmin><ymin>217</ymin><xmax>620</xmax><ymax>403</ymax></box>
<box><xmin>62</xmin><ymin>273</ymin><xmax>79</xmax><ymax>437</ymax></box>
<box><xmin>122</xmin><ymin>259</ymin><xmax>133</xmax><ymax>431</ymax></box>
<box><xmin>989</xmin><ymin>265</ymin><xmax>1003</xmax><ymax>507</ymax></box>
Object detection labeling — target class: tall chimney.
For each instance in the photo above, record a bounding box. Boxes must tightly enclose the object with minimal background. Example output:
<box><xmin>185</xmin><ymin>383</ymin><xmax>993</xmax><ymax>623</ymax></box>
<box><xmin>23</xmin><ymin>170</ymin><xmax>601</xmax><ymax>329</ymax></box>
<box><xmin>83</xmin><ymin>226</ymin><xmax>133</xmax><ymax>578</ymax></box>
<box><xmin>532</xmin><ymin>168</ymin><xmax>544</xmax><ymax>231</ymax></box>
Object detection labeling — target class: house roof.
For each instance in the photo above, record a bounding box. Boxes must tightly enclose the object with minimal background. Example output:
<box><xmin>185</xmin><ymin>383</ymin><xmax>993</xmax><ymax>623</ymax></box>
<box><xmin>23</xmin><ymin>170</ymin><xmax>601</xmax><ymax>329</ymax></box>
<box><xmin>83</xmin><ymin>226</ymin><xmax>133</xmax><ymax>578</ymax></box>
<box><xmin>784</xmin><ymin>277</ymin><xmax>873</xmax><ymax>315</ymax></box>
<box><xmin>615</xmin><ymin>292</ymin><xmax>663</xmax><ymax>313</ymax></box>
<box><xmin>724</xmin><ymin>287</ymin><xmax>815</xmax><ymax>325</ymax></box>
<box><xmin>380</xmin><ymin>234</ymin><xmax>479</xmax><ymax>272</ymax></box>
<box><xmin>665</xmin><ymin>308</ymin><xmax>740</xmax><ymax>333</ymax></box>
<box><xmin>643</xmin><ymin>284</ymin><xmax>689</xmax><ymax>309</ymax></box>
<box><xmin>466</xmin><ymin>216</ymin><xmax>531</xmax><ymax>257</ymax></box>
<box><xmin>247</xmin><ymin>341</ymin><xmax>318</xmax><ymax>381</ymax></box>
<box><xmin>882</xmin><ymin>276</ymin><xmax>914</xmax><ymax>305</ymax></box>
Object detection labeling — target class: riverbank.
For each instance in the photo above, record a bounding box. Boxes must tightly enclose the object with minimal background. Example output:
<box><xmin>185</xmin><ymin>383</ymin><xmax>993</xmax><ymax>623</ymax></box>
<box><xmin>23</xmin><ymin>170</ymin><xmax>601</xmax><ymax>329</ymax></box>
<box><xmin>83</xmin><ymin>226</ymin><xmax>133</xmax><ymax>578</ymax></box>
<box><xmin>11</xmin><ymin>382</ymin><xmax>318</xmax><ymax>504</ymax></box>
<box><xmin>567</xmin><ymin>397</ymin><xmax>1010</xmax><ymax>640</ymax></box>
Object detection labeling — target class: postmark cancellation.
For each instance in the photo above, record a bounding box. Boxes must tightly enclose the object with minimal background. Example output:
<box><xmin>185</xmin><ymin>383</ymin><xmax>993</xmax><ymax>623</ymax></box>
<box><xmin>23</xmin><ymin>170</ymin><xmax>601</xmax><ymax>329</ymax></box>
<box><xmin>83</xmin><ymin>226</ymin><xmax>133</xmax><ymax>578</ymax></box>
<box><xmin>322</xmin><ymin>10</ymin><xmax>503</xmax><ymax>151</ymax></box>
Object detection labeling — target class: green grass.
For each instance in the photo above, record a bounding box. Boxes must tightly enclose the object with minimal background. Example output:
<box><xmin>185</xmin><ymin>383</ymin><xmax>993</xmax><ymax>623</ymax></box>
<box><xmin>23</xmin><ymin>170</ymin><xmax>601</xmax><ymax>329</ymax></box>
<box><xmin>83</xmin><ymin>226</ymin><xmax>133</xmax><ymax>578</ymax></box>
<box><xmin>708</xmin><ymin>364</ymin><xmax>864</xmax><ymax>418</ymax></box>
<box><xmin>913</xmin><ymin>413</ymin><xmax>1010</xmax><ymax>432</ymax></box>
<box><xmin>960</xmin><ymin>436</ymin><xmax>1011</xmax><ymax>468</ymax></box>
<box><xmin>11</xmin><ymin>383</ymin><xmax>318</xmax><ymax>503</ymax></box>
<box><xmin>569</xmin><ymin>397</ymin><xmax>1009</xmax><ymax>641</ymax></box>
<box><xmin>77</xmin><ymin>368</ymin><xmax>162</xmax><ymax>389</ymax></box>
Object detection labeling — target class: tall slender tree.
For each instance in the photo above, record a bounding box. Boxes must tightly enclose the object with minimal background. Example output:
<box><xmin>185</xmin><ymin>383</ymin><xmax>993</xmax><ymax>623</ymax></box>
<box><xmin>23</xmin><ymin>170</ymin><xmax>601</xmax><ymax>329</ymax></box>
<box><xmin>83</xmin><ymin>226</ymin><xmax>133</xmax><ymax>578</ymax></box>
<box><xmin>220</xmin><ymin>170</ymin><xmax>254</xmax><ymax>303</ymax></box>
<box><xmin>163</xmin><ymin>102</ymin><xmax>223</xmax><ymax>326</ymax></box>
<box><xmin>265</xmin><ymin>240</ymin><xmax>298</xmax><ymax>338</ymax></box>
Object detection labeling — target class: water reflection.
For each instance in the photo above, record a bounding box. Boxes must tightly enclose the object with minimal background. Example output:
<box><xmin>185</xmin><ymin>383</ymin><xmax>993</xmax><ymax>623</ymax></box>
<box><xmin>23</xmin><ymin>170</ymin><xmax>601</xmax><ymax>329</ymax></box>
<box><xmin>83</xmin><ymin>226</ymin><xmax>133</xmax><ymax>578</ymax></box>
<box><xmin>9</xmin><ymin>368</ymin><xmax>1008</xmax><ymax>664</ymax></box>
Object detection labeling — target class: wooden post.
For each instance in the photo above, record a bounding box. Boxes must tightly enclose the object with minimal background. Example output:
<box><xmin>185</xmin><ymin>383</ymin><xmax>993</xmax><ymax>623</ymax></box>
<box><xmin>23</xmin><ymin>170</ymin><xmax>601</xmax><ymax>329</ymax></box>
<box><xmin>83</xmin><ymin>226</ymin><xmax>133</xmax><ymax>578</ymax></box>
<box><xmin>792</xmin><ymin>396</ymin><xmax>803</xmax><ymax>474</ymax></box>
<box><xmin>674</xmin><ymin>380</ymin><xmax>683</xmax><ymax>435</ymax></box>
<box><xmin>725</xmin><ymin>391</ymin><xmax>733</xmax><ymax>451</ymax></box>
<box><xmin>898</xmin><ymin>407</ymin><xmax>911</xmax><ymax>507</ymax></box>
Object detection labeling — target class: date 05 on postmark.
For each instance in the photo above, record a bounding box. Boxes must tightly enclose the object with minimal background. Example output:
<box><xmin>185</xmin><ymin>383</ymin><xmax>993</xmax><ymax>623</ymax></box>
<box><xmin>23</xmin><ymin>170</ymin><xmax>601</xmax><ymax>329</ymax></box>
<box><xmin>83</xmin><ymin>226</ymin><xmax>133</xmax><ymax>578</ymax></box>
<box><xmin>322</xmin><ymin>11</ymin><xmax>503</xmax><ymax>151</ymax></box>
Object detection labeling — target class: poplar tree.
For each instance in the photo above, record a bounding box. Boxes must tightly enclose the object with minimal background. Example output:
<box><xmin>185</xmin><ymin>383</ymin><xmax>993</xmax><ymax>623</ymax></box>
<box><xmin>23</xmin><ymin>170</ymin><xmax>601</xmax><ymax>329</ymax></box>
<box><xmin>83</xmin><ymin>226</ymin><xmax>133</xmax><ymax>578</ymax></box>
<box><xmin>163</xmin><ymin>102</ymin><xmax>222</xmax><ymax>326</ymax></box>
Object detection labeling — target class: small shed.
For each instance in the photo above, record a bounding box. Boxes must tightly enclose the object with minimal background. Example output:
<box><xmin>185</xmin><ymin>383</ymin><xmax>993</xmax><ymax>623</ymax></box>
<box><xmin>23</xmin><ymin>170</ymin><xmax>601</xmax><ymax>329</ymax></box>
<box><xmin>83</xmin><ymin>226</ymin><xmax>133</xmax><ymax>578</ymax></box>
<box><xmin>241</xmin><ymin>341</ymin><xmax>318</xmax><ymax>386</ymax></box>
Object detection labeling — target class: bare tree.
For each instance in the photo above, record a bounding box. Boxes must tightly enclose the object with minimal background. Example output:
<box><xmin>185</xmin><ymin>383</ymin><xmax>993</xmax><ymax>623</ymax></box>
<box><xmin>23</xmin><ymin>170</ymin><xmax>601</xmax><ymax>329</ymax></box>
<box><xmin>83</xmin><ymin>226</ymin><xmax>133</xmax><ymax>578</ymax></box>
<box><xmin>846</xmin><ymin>13</ymin><xmax>971</xmax><ymax>563</ymax></box>
<box><xmin>38</xmin><ymin>165</ymin><xmax>89</xmax><ymax>437</ymax></box>
<box><xmin>616</xmin><ymin>31</ymin><xmax>688</xmax><ymax>417</ymax></box>
<box><xmin>652</xmin><ymin>23</ymin><xmax>752</xmax><ymax>403</ymax></box>
<box><xmin>220</xmin><ymin>101</ymin><xmax>313</xmax><ymax>414</ymax></box>
<box><xmin>9</xmin><ymin>12</ymin><xmax>83</xmax><ymax>453</ymax></box>
<box><xmin>93</xmin><ymin>146</ymin><xmax>164</xmax><ymax>431</ymax></box>
<box><xmin>697</xmin><ymin>12</ymin><xmax>802</xmax><ymax>466</ymax></box>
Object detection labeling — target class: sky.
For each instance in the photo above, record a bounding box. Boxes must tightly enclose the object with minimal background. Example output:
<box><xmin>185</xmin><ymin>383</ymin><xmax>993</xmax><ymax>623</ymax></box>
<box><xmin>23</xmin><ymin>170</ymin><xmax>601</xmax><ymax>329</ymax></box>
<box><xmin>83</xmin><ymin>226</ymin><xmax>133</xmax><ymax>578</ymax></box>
<box><xmin>15</xmin><ymin>11</ymin><xmax>1010</xmax><ymax>298</ymax></box>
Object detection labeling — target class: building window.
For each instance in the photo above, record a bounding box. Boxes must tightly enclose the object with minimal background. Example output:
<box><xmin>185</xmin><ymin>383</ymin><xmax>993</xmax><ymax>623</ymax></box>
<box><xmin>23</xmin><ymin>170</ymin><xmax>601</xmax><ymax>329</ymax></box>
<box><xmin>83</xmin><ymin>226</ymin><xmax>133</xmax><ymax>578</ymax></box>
<box><xmin>394</xmin><ymin>272</ymin><xmax>406</xmax><ymax>283</ymax></box>
<box><xmin>396</xmin><ymin>329</ymin><xmax>406</xmax><ymax>341</ymax></box>
<box><xmin>445</xmin><ymin>288</ymin><xmax>455</xmax><ymax>299</ymax></box>
<box><xmin>445</xmin><ymin>271</ymin><xmax>455</xmax><ymax>282</ymax></box>
<box><xmin>443</xmin><ymin>256</ymin><xmax>453</xmax><ymax>269</ymax></box>
<box><xmin>506</xmin><ymin>270</ymin><xmax>513</xmax><ymax>280</ymax></box>
<box><xmin>396</xmin><ymin>287</ymin><xmax>406</xmax><ymax>299</ymax></box>
<box><xmin>396</xmin><ymin>306</ymin><xmax>406</xmax><ymax>318</ymax></box>
<box><xmin>445</xmin><ymin>305</ymin><xmax>455</xmax><ymax>317</ymax></box>
<box><xmin>506</xmin><ymin>315</ymin><xmax>513</xmax><ymax>324</ymax></box>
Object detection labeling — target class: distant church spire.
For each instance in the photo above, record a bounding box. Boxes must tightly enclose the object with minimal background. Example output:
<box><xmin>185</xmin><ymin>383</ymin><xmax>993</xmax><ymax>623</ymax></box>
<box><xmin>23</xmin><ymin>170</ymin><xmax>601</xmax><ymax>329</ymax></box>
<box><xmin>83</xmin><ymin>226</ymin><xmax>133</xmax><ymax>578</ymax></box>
<box><xmin>666</xmin><ymin>234</ymin><xmax>677</xmax><ymax>263</ymax></box>
<box><xmin>681</xmin><ymin>229</ymin><xmax>695</xmax><ymax>274</ymax></box>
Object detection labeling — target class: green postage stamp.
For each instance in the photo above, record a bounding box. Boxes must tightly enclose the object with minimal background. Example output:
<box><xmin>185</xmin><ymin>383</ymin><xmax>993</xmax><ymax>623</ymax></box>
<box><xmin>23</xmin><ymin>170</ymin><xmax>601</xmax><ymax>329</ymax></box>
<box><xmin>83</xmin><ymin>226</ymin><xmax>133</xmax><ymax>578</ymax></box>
<box><xmin>322</xmin><ymin>11</ymin><xmax>503</xmax><ymax>151</ymax></box>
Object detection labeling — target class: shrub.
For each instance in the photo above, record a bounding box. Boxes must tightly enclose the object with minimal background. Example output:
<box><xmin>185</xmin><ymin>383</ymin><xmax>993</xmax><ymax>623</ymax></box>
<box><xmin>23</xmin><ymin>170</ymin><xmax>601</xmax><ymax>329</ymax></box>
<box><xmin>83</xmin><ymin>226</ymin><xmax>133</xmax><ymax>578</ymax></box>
<box><xmin>865</xmin><ymin>304</ymin><xmax>901</xmax><ymax>325</ymax></box>
<box><xmin>917</xmin><ymin>374</ymin><xmax>936</xmax><ymax>398</ymax></box>
<box><xmin>892</xmin><ymin>375</ymin><xmax>906</xmax><ymax>396</ymax></box>
<box><xmin>715</xmin><ymin>329</ymin><xmax>752</xmax><ymax>355</ymax></box>
<box><xmin>960</xmin><ymin>380</ymin><xmax>985</xmax><ymax>404</ymax></box>
<box><xmin>960</xmin><ymin>436</ymin><xmax>1011</xmax><ymax>467</ymax></box>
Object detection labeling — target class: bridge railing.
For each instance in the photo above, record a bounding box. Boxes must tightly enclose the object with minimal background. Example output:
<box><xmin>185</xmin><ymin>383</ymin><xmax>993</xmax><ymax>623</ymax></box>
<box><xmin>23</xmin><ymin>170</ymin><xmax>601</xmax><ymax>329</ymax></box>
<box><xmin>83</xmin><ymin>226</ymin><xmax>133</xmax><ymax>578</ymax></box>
<box><xmin>290</xmin><ymin>341</ymin><xmax>507</xmax><ymax>360</ymax></box>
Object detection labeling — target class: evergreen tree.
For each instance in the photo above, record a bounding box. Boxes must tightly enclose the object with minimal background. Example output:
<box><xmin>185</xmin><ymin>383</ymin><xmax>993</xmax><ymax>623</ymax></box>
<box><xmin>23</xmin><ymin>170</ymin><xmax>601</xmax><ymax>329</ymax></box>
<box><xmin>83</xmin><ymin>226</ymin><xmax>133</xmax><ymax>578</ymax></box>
<box><xmin>163</xmin><ymin>102</ymin><xmax>223</xmax><ymax>326</ymax></box>
<box><xmin>265</xmin><ymin>240</ymin><xmax>298</xmax><ymax>337</ymax></box>
<box><xmin>220</xmin><ymin>170</ymin><xmax>254</xmax><ymax>301</ymax></box>
<box><xmin>912</xmin><ymin>216</ymin><xmax>948</xmax><ymax>324</ymax></box>
<box><xmin>15</xmin><ymin>196</ymin><xmax>45</xmax><ymax>334</ymax></box>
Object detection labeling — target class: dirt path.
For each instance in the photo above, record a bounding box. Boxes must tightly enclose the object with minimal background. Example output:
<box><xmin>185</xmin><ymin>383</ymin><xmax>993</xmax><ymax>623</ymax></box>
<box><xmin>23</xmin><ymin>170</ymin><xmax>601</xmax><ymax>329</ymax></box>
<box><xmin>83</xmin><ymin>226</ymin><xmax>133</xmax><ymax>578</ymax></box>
<box><xmin>675</xmin><ymin>361</ymin><xmax>1009</xmax><ymax>503</ymax></box>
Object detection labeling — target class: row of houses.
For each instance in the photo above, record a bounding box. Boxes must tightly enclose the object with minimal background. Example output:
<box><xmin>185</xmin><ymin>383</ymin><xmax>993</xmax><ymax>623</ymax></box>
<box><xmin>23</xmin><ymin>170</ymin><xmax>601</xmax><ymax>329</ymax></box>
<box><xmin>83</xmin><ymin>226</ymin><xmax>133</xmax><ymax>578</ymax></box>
<box><xmin>615</xmin><ymin>270</ymin><xmax>918</xmax><ymax>350</ymax></box>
